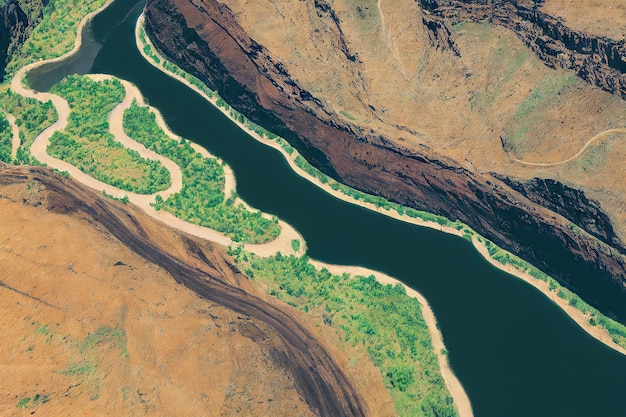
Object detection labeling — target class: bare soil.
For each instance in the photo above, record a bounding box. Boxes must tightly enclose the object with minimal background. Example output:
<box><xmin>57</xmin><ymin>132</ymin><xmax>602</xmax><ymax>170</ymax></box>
<box><xmin>0</xmin><ymin>164</ymin><xmax>393</xmax><ymax>417</ymax></box>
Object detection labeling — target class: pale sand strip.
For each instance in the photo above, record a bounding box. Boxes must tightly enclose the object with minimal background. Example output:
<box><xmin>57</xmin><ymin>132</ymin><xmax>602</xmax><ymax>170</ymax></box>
<box><xmin>472</xmin><ymin>237</ymin><xmax>626</xmax><ymax>356</ymax></box>
<box><xmin>10</xmin><ymin>39</ymin><xmax>303</xmax><ymax>258</ymax></box>
<box><xmin>6</xmin><ymin>113</ymin><xmax>20</xmax><ymax>161</ymax></box>
<box><xmin>136</xmin><ymin>15</ymin><xmax>473</xmax><ymax>417</ymax></box>
<box><xmin>90</xmin><ymin>74</ymin><xmax>183</xmax><ymax>199</ymax></box>
<box><xmin>310</xmin><ymin>259</ymin><xmax>474</xmax><ymax>417</ymax></box>
<box><xmin>110</xmin><ymin>74</ymin><xmax>238</xmax><ymax>203</ymax></box>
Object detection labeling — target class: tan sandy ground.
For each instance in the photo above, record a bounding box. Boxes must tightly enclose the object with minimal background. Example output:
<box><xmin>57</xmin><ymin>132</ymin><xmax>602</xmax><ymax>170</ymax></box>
<box><xmin>510</xmin><ymin>127</ymin><xmax>626</xmax><ymax>167</ymax></box>
<box><xmin>6</xmin><ymin>113</ymin><xmax>20</xmax><ymax>161</ymax></box>
<box><xmin>541</xmin><ymin>0</ymin><xmax>626</xmax><ymax>40</ymax></box>
<box><xmin>0</xmin><ymin>182</ymin><xmax>320</xmax><ymax>417</ymax></box>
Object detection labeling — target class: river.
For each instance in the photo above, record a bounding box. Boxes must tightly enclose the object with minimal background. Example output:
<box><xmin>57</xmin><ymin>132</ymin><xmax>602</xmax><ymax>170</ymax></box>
<box><xmin>27</xmin><ymin>0</ymin><xmax>626</xmax><ymax>415</ymax></box>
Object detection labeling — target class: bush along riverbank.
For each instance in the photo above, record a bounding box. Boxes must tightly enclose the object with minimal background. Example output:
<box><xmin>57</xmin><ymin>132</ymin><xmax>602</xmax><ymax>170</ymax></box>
<box><xmin>48</xmin><ymin>74</ymin><xmax>171</xmax><ymax>194</ymax></box>
<box><xmin>228</xmin><ymin>246</ymin><xmax>460</xmax><ymax>417</ymax></box>
<box><xmin>123</xmin><ymin>101</ymin><xmax>281</xmax><ymax>244</ymax></box>
<box><xmin>137</xmin><ymin>16</ymin><xmax>626</xmax><ymax>355</ymax></box>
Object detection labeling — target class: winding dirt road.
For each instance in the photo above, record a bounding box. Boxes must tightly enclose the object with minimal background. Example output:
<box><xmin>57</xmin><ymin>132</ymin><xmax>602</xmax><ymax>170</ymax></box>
<box><xmin>509</xmin><ymin>127</ymin><xmax>626</xmax><ymax>167</ymax></box>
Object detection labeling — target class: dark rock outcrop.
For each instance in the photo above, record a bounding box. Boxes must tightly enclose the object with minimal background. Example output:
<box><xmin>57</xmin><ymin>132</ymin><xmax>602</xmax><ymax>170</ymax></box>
<box><xmin>416</xmin><ymin>0</ymin><xmax>626</xmax><ymax>98</ymax></box>
<box><xmin>144</xmin><ymin>0</ymin><xmax>626</xmax><ymax>320</ymax></box>
<box><xmin>494</xmin><ymin>176</ymin><xmax>624</xmax><ymax>250</ymax></box>
<box><xmin>0</xmin><ymin>0</ymin><xmax>48</xmax><ymax>81</ymax></box>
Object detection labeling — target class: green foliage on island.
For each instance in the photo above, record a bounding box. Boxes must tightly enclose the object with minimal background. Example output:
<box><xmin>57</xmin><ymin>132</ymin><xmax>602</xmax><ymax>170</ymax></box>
<box><xmin>48</xmin><ymin>75</ymin><xmax>171</xmax><ymax>194</ymax></box>
<box><xmin>228</xmin><ymin>247</ymin><xmax>458</xmax><ymax>417</ymax></box>
<box><xmin>123</xmin><ymin>102</ymin><xmax>280</xmax><ymax>243</ymax></box>
<box><xmin>0</xmin><ymin>88</ymin><xmax>57</xmax><ymax>164</ymax></box>
<box><xmin>4</xmin><ymin>0</ymin><xmax>109</xmax><ymax>80</ymax></box>
<box><xmin>0</xmin><ymin>112</ymin><xmax>12</xmax><ymax>163</ymax></box>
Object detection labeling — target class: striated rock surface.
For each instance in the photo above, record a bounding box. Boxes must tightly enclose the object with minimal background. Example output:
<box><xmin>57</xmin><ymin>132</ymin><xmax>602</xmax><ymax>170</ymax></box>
<box><xmin>0</xmin><ymin>164</ymin><xmax>391</xmax><ymax>417</ymax></box>
<box><xmin>0</xmin><ymin>0</ymin><xmax>48</xmax><ymax>80</ymax></box>
<box><xmin>417</xmin><ymin>0</ymin><xmax>626</xmax><ymax>98</ymax></box>
<box><xmin>143</xmin><ymin>0</ymin><xmax>626</xmax><ymax>320</ymax></box>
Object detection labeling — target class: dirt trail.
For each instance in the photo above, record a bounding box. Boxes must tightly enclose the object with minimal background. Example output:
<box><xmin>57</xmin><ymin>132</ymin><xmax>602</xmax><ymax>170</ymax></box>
<box><xmin>509</xmin><ymin>128</ymin><xmax>626</xmax><ymax>167</ymax></box>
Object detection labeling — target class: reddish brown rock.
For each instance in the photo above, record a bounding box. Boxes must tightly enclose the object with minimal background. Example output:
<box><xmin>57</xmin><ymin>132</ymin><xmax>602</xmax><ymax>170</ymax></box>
<box><xmin>144</xmin><ymin>0</ymin><xmax>626</xmax><ymax>318</ymax></box>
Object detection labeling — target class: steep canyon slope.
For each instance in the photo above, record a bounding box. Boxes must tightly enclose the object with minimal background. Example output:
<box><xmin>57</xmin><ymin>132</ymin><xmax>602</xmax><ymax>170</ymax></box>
<box><xmin>144</xmin><ymin>0</ymin><xmax>626</xmax><ymax>318</ymax></box>
<box><xmin>0</xmin><ymin>0</ymin><xmax>48</xmax><ymax>80</ymax></box>
<box><xmin>0</xmin><ymin>164</ymin><xmax>392</xmax><ymax>416</ymax></box>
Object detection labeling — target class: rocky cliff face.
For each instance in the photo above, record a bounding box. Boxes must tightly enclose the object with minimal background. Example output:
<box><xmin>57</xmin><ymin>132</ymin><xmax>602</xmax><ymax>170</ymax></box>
<box><xmin>0</xmin><ymin>0</ymin><xmax>48</xmax><ymax>81</ymax></box>
<box><xmin>418</xmin><ymin>0</ymin><xmax>626</xmax><ymax>97</ymax></box>
<box><xmin>144</xmin><ymin>0</ymin><xmax>626</xmax><ymax>319</ymax></box>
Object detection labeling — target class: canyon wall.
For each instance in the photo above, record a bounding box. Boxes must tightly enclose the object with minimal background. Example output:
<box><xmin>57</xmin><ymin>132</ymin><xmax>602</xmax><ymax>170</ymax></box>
<box><xmin>418</xmin><ymin>0</ymin><xmax>626</xmax><ymax>97</ymax></box>
<box><xmin>144</xmin><ymin>0</ymin><xmax>626</xmax><ymax>318</ymax></box>
<box><xmin>0</xmin><ymin>0</ymin><xmax>48</xmax><ymax>80</ymax></box>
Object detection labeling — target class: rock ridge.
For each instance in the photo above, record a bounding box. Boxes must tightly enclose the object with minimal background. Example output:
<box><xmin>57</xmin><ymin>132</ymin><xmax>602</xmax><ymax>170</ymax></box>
<box><xmin>144</xmin><ymin>0</ymin><xmax>626</xmax><ymax>319</ymax></box>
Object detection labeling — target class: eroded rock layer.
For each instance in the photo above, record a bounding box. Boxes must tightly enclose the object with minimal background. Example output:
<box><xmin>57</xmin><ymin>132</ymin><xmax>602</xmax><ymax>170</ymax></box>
<box><xmin>0</xmin><ymin>164</ymin><xmax>379</xmax><ymax>417</ymax></box>
<box><xmin>144</xmin><ymin>0</ymin><xmax>626</xmax><ymax>320</ymax></box>
<box><xmin>418</xmin><ymin>0</ymin><xmax>626</xmax><ymax>98</ymax></box>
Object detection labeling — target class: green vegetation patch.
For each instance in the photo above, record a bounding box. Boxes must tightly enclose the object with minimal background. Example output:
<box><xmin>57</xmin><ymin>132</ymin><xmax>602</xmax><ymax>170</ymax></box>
<box><xmin>81</xmin><ymin>326</ymin><xmax>129</xmax><ymax>358</ymax></box>
<box><xmin>123</xmin><ymin>102</ymin><xmax>280</xmax><ymax>243</ymax></box>
<box><xmin>0</xmin><ymin>87</ymin><xmax>57</xmax><ymax>164</ymax></box>
<box><xmin>4</xmin><ymin>0</ymin><xmax>109</xmax><ymax>80</ymax></box>
<box><xmin>0</xmin><ymin>112</ymin><xmax>12</xmax><ymax>163</ymax></box>
<box><xmin>229</xmin><ymin>247</ymin><xmax>458</xmax><ymax>417</ymax></box>
<box><xmin>48</xmin><ymin>75</ymin><xmax>171</xmax><ymax>194</ymax></box>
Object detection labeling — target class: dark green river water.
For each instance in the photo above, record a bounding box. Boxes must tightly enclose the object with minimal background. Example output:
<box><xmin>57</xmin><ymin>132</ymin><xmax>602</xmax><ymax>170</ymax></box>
<box><xmin>28</xmin><ymin>0</ymin><xmax>626</xmax><ymax>415</ymax></box>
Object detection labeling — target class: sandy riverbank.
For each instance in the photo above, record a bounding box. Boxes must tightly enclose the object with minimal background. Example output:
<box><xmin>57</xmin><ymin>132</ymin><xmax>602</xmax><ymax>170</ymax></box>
<box><xmin>309</xmin><ymin>259</ymin><xmax>474</xmax><ymax>417</ymax></box>
<box><xmin>136</xmin><ymin>15</ymin><xmax>474</xmax><ymax>417</ymax></box>
<box><xmin>11</xmin><ymin>54</ymin><xmax>302</xmax><ymax>257</ymax></box>
<box><xmin>135</xmin><ymin>11</ymin><xmax>626</xmax><ymax>360</ymax></box>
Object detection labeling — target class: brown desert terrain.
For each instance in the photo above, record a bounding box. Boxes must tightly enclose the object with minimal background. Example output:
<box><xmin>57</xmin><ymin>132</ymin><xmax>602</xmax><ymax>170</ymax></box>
<box><xmin>0</xmin><ymin>164</ymin><xmax>394</xmax><ymax>416</ymax></box>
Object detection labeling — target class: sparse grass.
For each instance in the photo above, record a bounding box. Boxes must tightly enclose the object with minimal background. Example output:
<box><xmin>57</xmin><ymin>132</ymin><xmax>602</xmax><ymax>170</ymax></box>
<box><xmin>57</xmin><ymin>360</ymin><xmax>97</xmax><ymax>377</ymax></box>
<box><xmin>15</xmin><ymin>397</ymin><xmax>31</xmax><ymax>409</ymax></box>
<box><xmin>81</xmin><ymin>326</ymin><xmax>129</xmax><ymax>358</ymax></box>
<box><xmin>504</xmin><ymin>73</ymin><xmax>578</xmax><ymax>155</ymax></box>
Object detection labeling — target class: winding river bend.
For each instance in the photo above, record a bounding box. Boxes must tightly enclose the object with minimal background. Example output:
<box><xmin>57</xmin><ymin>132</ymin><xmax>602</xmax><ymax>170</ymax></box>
<box><xmin>27</xmin><ymin>0</ymin><xmax>626</xmax><ymax>416</ymax></box>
